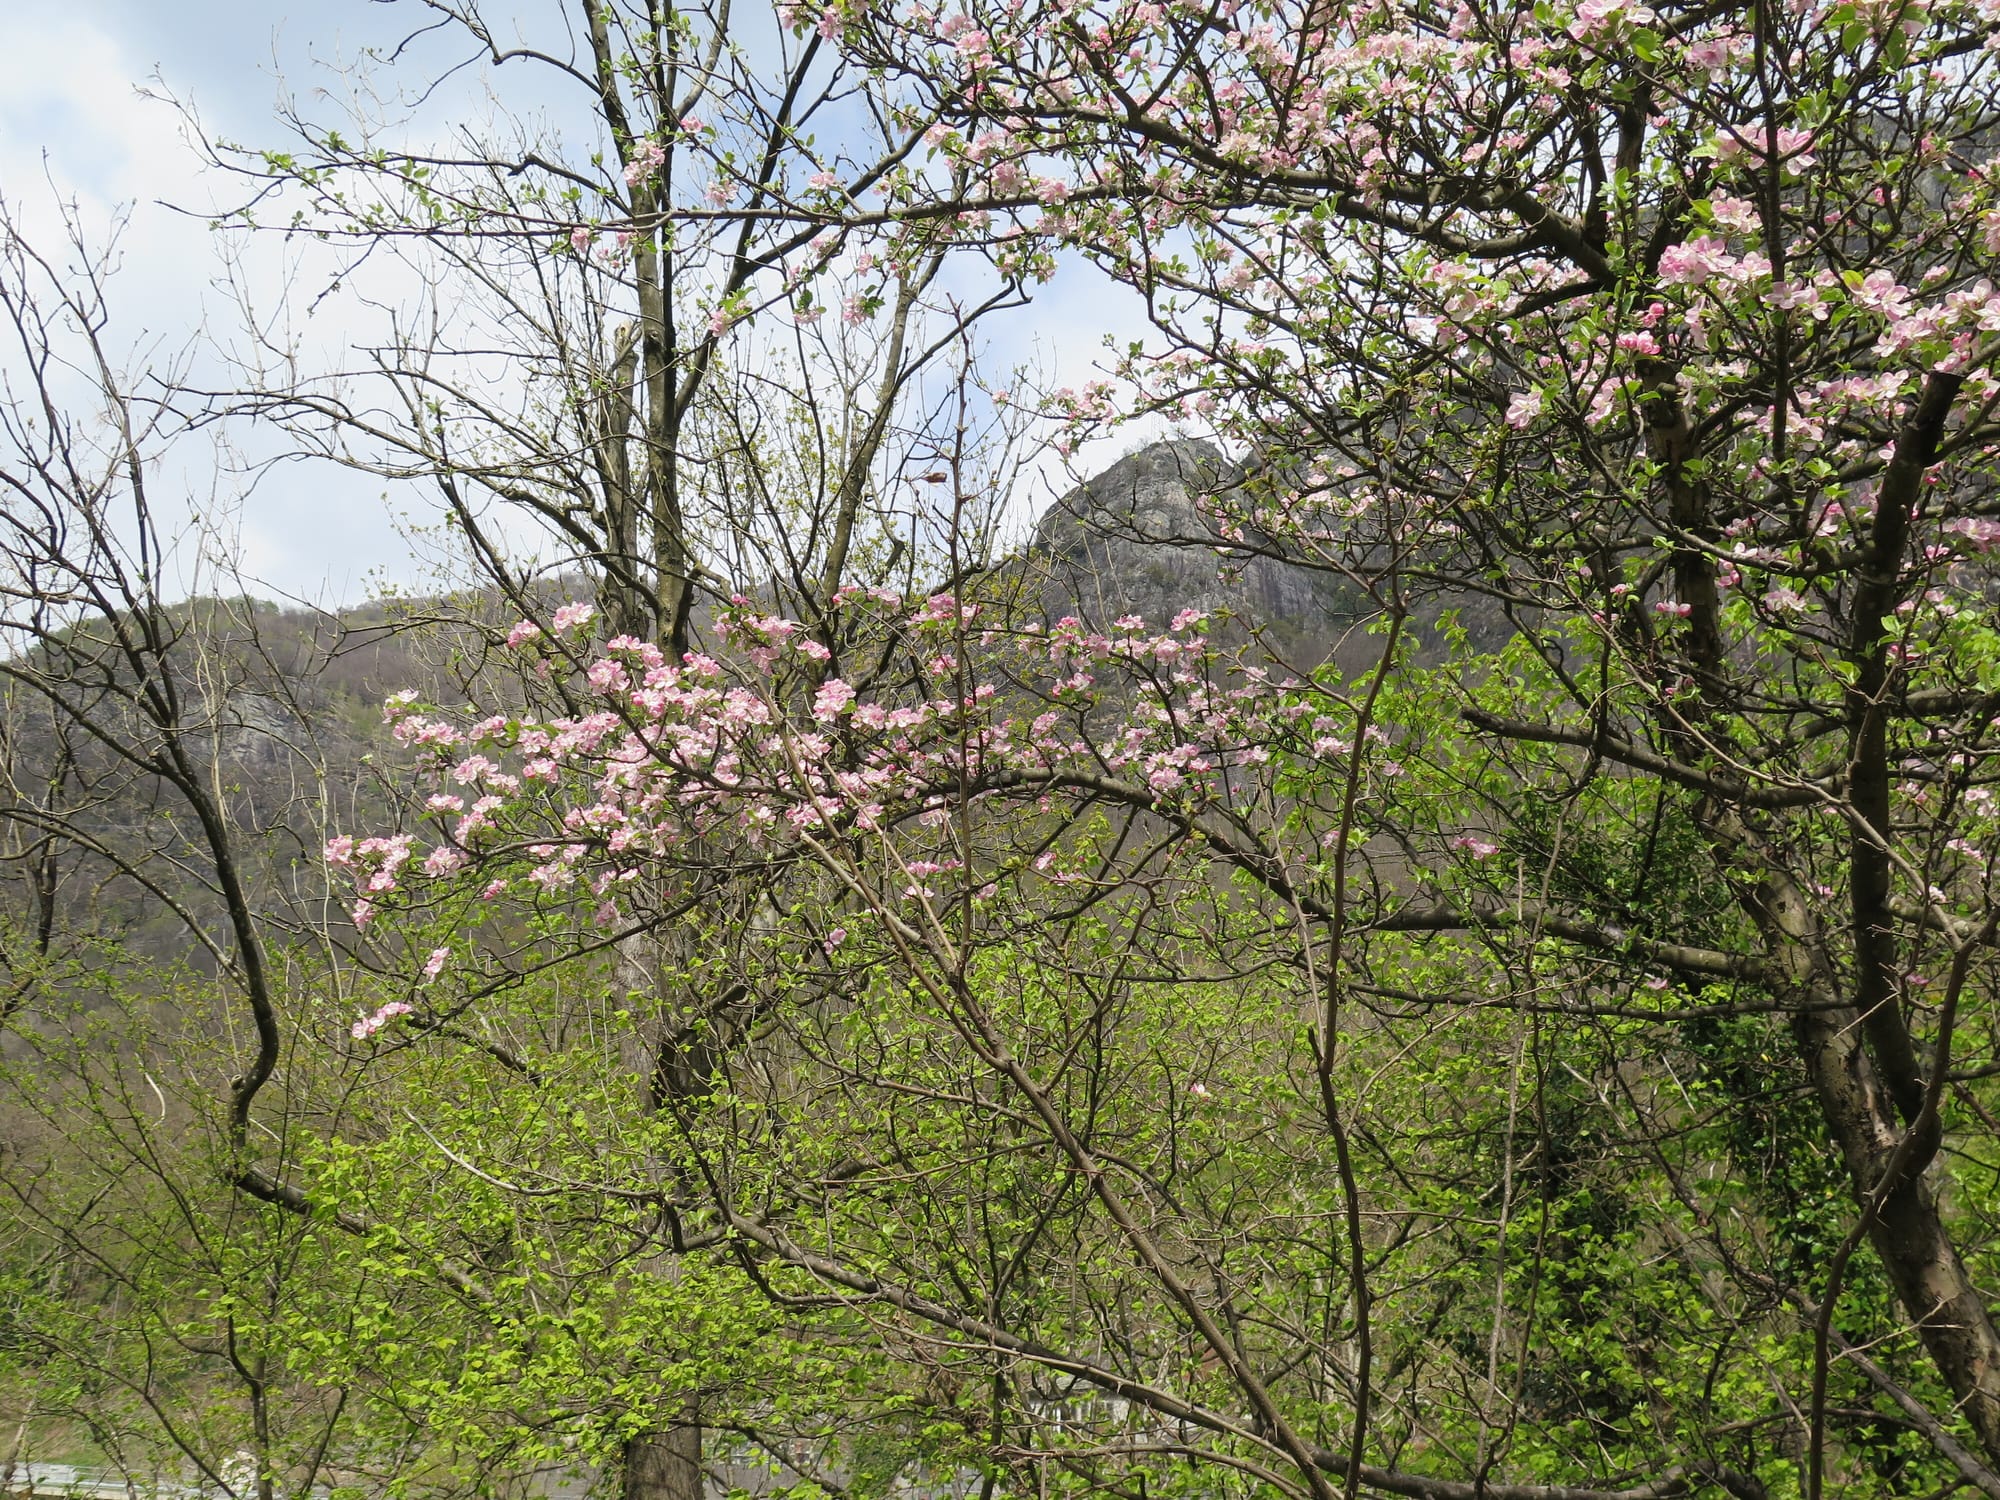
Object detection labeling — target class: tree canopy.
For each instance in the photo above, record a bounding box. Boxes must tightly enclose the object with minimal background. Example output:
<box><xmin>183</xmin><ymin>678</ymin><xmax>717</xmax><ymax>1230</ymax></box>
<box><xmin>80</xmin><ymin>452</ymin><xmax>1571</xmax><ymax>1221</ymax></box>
<box><xmin>13</xmin><ymin>2</ymin><xmax>2000</xmax><ymax>1499</ymax></box>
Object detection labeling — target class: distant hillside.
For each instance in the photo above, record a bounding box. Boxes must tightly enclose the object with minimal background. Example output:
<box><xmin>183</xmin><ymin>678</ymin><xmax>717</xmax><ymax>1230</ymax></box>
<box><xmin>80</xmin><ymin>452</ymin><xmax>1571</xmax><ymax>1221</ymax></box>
<box><xmin>1</xmin><ymin>441</ymin><xmax>1479</xmax><ymax>968</ymax></box>
<box><xmin>0</xmin><ymin>590</ymin><xmax>537</xmax><ymax>966</ymax></box>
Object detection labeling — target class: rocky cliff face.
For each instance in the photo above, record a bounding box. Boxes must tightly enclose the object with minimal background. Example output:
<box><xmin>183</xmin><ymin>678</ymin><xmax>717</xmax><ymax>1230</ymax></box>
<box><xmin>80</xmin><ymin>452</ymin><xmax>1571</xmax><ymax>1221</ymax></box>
<box><xmin>1031</xmin><ymin>439</ymin><xmax>1381</xmax><ymax>666</ymax></box>
<box><xmin>1032</xmin><ymin>438</ymin><xmax>1517</xmax><ymax>665</ymax></box>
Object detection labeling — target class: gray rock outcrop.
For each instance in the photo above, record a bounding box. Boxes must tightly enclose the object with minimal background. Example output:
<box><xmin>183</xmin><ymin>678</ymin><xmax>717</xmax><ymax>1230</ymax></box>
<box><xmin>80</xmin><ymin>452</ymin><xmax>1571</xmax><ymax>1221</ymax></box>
<box><xmin>1031</xmin><ymin>439</ymin><xmax>1376</xmax><ymax>665</ymax></box>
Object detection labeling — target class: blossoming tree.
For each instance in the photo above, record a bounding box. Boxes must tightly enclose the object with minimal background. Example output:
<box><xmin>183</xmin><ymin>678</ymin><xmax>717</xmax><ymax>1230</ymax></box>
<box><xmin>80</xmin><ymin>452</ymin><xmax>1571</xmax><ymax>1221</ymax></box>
<box><xmin>314</xmin><ymin>0</ymin><xmax>2000</xmax><ymax>1496</ymax></box>
<box><xmin>842</xmin><ymin>0</ymin><xmax>2000</xmax><ymax>1486</ymax></box>
<box><xmin>198</xmin><ymin>5</ymin><xmax>1042</xmax><ymax>1496</ymax></box>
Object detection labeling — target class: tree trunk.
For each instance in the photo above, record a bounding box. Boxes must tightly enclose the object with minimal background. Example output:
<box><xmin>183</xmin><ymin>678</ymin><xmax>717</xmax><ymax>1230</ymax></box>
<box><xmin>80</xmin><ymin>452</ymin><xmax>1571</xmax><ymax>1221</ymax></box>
<box><xmin>622</xmin><ymin>1422</ymin><xmax>702</xmax><ymax>1500</ymax></box>
<box><xmin>616</xmin><ymin>925</ymin><xmax>708</xmax><ymax>1500</ymax></box>
<box><xmin>1787</xmin><ymin>947</ymin><xmax>2000</xmax><ymax>1462</ymax></box>
<box><xmin>1709</xmin><ymin>803</ymin><xmax>2000</xmax><ymax>1464</ymax></box>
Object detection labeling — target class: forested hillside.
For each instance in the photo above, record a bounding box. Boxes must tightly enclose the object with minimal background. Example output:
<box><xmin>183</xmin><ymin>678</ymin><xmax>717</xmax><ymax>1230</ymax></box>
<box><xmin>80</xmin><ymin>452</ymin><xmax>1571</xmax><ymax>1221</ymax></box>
<box><xmin>0</xmin><ymin>445</ymin><xmax>1334</xmax><ymax>959</ymax></box>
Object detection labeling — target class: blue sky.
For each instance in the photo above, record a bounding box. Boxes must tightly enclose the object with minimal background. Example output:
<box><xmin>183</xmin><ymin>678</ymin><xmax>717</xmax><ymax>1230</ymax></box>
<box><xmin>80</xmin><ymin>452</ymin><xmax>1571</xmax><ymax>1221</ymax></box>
<box><xmin>2</xmin><ymin>2</ymin><xmax>1160</xmax><ymax>607</ymax></box>
<box><xmin>2</xmin><ymin>3</ymin><xmax>422</xmax><ymax>603</ymax></box>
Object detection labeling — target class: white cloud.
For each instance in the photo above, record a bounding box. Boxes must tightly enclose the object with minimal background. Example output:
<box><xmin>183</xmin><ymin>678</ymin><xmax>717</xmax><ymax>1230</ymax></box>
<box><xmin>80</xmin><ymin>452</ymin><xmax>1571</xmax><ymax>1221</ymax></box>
<box><xmin>0</xmin><ymin>5</ymin><xmax>1176</xmax><ymax>608</ymax></box>
<box><xmin>0</xmin><ymin>9</ymin><xmax>428</xmax><ymax>608</ymax></box>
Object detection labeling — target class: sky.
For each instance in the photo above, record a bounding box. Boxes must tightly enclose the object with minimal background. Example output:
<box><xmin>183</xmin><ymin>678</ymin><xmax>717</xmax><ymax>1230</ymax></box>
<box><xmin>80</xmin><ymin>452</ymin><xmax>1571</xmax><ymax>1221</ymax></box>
<box><xmin>1</xmin><ymin>2</ymin><xmax>420</xmax><ymax>605</ymax></box>
<box><xmin>0</xmin><ymin>1</ymin><xmax>1164</xmax><ymax>609</ymax></box>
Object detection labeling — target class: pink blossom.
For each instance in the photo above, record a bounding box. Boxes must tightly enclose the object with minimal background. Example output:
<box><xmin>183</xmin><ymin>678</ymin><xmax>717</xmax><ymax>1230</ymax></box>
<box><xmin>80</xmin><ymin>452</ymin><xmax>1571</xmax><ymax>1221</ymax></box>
<box><xmin>1851</xmin><ymin>270</ymin><xmax>1912</xmax><ymax>318</ymax></box>
<box><xmin>452</xmin><ymin>755</ymin><xmax>500</xmax><ymax>785</ymax></box>
<box><xmin>1712</xmin><ymin>127</ymin><xmax>1815</xmax><ymax>170</ymax></box>
<box><xmin>422</xmin><ymin>947</ymin><xmax>450</xmax><ymax>980</ymax></box>
<box><xmin>1569</xmin><ymin>0</ymin><xmax>1655</xmax><ymax>38</ymax></box>
<box><xmin>623</xmin><ymin>140</ymin><xmax>667</xmax><ymax>188</ymax></box>
<box><xmin>1505</xmin><ymin>389</ymin><xmax>1543</xmax><ymax>429</ymax></box>
<box><xmin>1769</xmin><ymin>279</ymin><xmax>1832</xmax><ymax>321</ymax></box>
<box><xmin>1771</xmin><ymin>128</ymin><xmax>1816</xmax><ymax>168</ymax></box>
<box><xmin>1709</xmin><ymin>196</ymin><xmax>1760</xmax><ymax>234</ymax></box>
<box><xmin>408</xmin><ymin>720</ymin><xmax>463</xmax><ymax>748</ymax></box>
<box><xmin>1683</xmin><ymin>34</ymin><xmax>1738</xmax><ymax>74</ymax></box>
<box><xmin>813</xmin><ymin>679</ymin><xmax>857</xmax><ymax>720</ymax></box>
<box><xmin>1658</xmin><ymin>237</ymin><xmax>1732</xmax><ymax>285</ymax></box>
<box><xmin>351</xmin><ymin>1000</ymin><xmax>414</xmax><ymax>1040</ymax></box>
<box><xmin>1947</xmin><ymin>517</ymin><xmax>2000</xmax><ymax>551</ymax></box>
<box><xmin>1608</xmin><ymin>328</ymin><xmax>1656</xmax><ymax>360</ymax></box>
<box><xmin>552</xmin><ymin>602</ymin><xmax>596</xmax><ymax>633</ymax></box>
<box><xmin>911</xmin><ymin>593</ymin><xmax>975</xmax><ymax>626</ymax></box>
<box><xmin>357</xmin><ymin>835</ymin><xmax>413</xmax><ymax>871</ymax></box>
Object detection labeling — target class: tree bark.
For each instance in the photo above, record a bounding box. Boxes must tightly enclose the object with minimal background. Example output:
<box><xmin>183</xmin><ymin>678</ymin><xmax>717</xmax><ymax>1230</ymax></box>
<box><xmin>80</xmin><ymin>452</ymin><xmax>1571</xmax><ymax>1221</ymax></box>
<box><xmin>1706</xmin><ymin>803</ymin><xmax>2000</xmax><ymax>1464</ymax></box>
<box><xmin>616</xmin><ymin>927</ymin><xmax>709</xmax><ymax>1500</ymax></box>
<box><xmin>622</xmin><ymin>1423</ymin><xmax>703</xmax><ymax>1500</ymax></box>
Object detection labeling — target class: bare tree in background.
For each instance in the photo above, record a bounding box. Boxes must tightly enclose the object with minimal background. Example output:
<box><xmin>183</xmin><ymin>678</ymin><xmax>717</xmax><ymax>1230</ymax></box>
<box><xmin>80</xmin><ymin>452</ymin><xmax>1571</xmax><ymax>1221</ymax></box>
<box><xmin>183</xmin><ymin>7</ymin><xmax>1032</xmax><ymax>1496</ymax></box>
<box><xmin>206</xmin><ymin>0</ymin><xmax>1026</xmax><ymax>651</ymax></box>
<box><xmin>0</xmin><ymin>196</ymin><xmax>359</xmax><ymax>1500</ymax></box>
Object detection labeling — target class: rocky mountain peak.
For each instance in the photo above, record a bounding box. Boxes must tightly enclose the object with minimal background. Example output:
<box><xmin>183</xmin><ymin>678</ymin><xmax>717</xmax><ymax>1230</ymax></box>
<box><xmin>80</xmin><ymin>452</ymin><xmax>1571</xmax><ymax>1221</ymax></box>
<box><xmin>1031</xmin><ymin>438</ymin><xmax>1365</xmax><ymax>655</ymax></box>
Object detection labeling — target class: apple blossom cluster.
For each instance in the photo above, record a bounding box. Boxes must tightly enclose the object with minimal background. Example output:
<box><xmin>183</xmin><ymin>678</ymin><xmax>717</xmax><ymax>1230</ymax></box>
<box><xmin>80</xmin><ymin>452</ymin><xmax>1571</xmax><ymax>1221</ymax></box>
<box><xmin>328</xmin><ymin>590</ymin><xmax>1498</xmax><ymax>945</ymax></box>
<box><xmin>351</xmin><ymin>1000</ymin><xmax>414</xmax><ymax>1041</ymax></box>
<box><xmin>624</xmin><ymin>139</ymin><xmax>668</xmax><ymax>190</ymax></box>
<box><xmin>842</xmin><ymin>0</ymin><xmax>2000</xmax><ymax>516</ymax></box>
